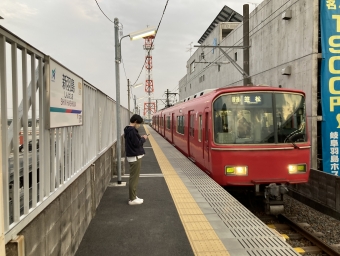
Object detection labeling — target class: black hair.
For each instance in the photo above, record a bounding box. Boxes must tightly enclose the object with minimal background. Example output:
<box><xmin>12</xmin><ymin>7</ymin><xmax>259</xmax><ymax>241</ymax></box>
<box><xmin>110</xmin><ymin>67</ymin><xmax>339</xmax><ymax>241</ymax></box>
<box><xmin>130</xmin><ymin>114</ymin><xmax>144</xmax><ymax>124</ymax></box>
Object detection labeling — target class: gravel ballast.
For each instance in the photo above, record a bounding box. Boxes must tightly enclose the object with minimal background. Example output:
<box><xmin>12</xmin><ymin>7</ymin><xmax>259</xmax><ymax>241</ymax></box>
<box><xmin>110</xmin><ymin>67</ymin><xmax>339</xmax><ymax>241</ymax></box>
<box><xmin>284</xmin><ymin>195</ymin><xmax>340</xmax><ymax>252</ymax></box>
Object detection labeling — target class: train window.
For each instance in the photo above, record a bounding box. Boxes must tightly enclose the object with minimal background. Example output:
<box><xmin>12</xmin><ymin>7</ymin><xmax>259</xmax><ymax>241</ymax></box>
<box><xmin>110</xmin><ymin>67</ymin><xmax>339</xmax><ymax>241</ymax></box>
<box><xmin>189</xmin><ymin>114</ymin><xmax>194</xmax><ymax>137</ymax></box>
<box><xmin>166</xmin><ymin>116</ymin><xmax>171</xmax><ymax>130</ymax></box>
<box><xmin>177</xmin><ymin>116</ymin><xmax>180</xmax><ymax>133</ymax></box>
<box><xmin>275</xmin><ymin>93</ymin><xmax>307</xmax><ymax>143</ymax></box>
<box><xmin>212</xmin><ymin>92</ymin><xmax>307</xmax><ymax>144</ymax></box>
<box><xmin>205</xmin><ymin>112</ymin><xmax>209</xmax><ymax>141</ymax></box>
<box><xmin>177</xmin><ymin>116</ymin><xmax>184</xmax><ymax>134</ymax></box>
<box><xmin>198</xmin><ymin>115</ymin><xmax>202</xmax><ymax>142</ymax></box>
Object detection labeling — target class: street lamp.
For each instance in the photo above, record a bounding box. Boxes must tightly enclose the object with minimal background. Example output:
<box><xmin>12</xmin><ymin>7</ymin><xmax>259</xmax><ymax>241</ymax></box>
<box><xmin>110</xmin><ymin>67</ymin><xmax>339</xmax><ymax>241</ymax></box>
<box><xmin>130</xmin><ymin>27</ymin><xmax>157</xmax><ymax>41</ymax></box>
<box><xmin>114</xmin><ymin>18</ymin><xmax>156</xmax><ymax>185</ymax></box>
<box><xmin>133</xmin><ymin>83</ymin><xmax>143</xmax><ymax>88</ymax></box>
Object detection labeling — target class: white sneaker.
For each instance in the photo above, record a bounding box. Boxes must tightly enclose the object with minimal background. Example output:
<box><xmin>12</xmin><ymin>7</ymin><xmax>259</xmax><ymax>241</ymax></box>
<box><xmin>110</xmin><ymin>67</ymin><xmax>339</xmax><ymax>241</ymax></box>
<box><xmin>136</xmin><ymin>196</ymin><xmax>143</xmax><ymax>202</ymax></box>
<box><xmin>128</xmin><ymin>198</ymin><xmax>143</xmax><ymax>205</ymax></box>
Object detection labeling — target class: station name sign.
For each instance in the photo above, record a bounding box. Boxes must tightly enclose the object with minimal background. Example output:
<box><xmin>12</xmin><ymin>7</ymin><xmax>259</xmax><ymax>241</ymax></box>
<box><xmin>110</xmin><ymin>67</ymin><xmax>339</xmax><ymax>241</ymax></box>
<box><xmin>49</xmin><ymin>58</ymin><xmax>83</xmax><ymax>128</ymax></box>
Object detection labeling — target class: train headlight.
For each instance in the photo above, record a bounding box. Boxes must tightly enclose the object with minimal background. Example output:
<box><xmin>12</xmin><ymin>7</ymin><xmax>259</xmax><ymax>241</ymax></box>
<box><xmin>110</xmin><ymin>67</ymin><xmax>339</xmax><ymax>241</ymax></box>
<box><xmin>225</xmin><ymin>166</ymin><xmax>248</xmax><ymax>176</ymax></box>
<box><xmin>288</xmin><ymin>164</ymin><xmax>306</xmax><ymax>174</ymax></box>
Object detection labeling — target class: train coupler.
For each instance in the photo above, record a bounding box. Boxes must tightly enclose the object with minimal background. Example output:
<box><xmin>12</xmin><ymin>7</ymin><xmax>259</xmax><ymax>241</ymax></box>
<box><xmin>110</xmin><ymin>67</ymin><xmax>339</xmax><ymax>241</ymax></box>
<box><xmin>264</xmin><ymin>183</ymin><xmax>288</xmax><ymax>215</ymax></box>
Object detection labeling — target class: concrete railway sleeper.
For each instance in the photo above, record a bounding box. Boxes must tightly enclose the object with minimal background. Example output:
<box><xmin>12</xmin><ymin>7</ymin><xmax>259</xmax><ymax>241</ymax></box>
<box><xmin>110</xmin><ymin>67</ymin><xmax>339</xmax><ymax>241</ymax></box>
<box><xmin>267</xmin><ymin>214</ymin><xmax>340</xmax><ymax>255</ymax></box>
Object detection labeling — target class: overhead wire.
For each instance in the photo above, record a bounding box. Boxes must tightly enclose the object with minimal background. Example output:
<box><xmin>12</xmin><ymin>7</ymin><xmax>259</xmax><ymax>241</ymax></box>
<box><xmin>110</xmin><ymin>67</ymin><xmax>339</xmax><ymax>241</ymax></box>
<box><xmin>95</xmin><ymin>0</ymin><xmax>171</xmax><ymax>107</ymax></box>
<box><xmin>95</xmin><ymin>0</ymin><xmax>136</xmax><ymax>103</ymax></box>
<box><xmin>182</xmin><ymin>0</ymin><xmax>295</xmax><ymax>88</ymax></box>
<box><xmin>94</xmin><ymin>0</ymin><xmax>115</xmax><ymax>24</ymax></box>
<box><xmin>121</xmin><ymin>57</ymin><xmax>128</xmax><ymax>80</ymax></box>
<box><xmin>131</xmin><ymin>0</ymin><xmax>170</xmax><ymax>86</ymax></box>
<box><xmin>95</xmin><ymin>0</ymin><xmax>130</xmax><ymax>82</ymax></box>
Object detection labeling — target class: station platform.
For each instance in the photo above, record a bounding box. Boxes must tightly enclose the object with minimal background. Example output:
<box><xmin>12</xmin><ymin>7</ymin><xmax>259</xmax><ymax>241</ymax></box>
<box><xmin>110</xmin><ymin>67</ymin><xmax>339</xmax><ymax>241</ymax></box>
<box><xmin>75</xmin><ymin>125</ymin><xmax>300</xmax><ymax>256</ymax></box>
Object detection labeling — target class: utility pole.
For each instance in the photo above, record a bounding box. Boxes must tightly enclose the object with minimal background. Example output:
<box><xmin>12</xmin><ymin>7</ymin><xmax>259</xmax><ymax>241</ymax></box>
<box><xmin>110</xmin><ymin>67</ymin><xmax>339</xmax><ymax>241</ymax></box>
<box><xmin>127</xmin><ymin>79</ymin><xmax>130</xmax><ymax>113</ymax></box>
<box><xmin>165</xmin><ymin>89</ymin><xmax>178</xmax><ymax>108</ymax></box>
<box><xmin>114</xmin><ymin>17</ymin><xmax>122</xmax><ymax>184</ymax></box>
<box><xmin>151</xmin><ymin>98</ymin><xmax>167</xmax><ymax>111</ymax></box>
<box><xmin>0</xmin><ymin>98</ymin><xmax>5</xmax><ymax>256</ymax></box>
<box><xmin>134</xmin><ymin>95</ymin><xmax>137</xmax><ymax>114</ymax></box>
<box><xmin>243</xmin><ymin>4</ymin><xmax>251</xmax><ymax>85</ymax></box>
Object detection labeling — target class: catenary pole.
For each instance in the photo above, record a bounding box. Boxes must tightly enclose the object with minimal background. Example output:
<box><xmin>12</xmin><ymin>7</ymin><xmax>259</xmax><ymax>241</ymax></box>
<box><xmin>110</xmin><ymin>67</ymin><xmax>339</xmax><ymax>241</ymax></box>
<box><xmin>134</xmin><ymin>95</ymin><xmax>136</xmax><ymax>114</ymax></box>
<box><xmin>243</xmin><ymin>4</ymin><xmax>251</xmax><ymax>85</ymax></box>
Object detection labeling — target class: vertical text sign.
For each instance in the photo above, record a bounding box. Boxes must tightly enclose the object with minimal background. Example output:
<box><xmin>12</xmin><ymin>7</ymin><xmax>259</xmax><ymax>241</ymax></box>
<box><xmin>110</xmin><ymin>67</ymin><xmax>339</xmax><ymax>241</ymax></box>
<box><xmin>49</xmin><ymin>59</ymin><xmax>83</xmax><ymax>128</ymax></box>
<box><xmin>321</xmin><ymin>0</ymin><xmax>340</xmax><ymax>175</ymax></box>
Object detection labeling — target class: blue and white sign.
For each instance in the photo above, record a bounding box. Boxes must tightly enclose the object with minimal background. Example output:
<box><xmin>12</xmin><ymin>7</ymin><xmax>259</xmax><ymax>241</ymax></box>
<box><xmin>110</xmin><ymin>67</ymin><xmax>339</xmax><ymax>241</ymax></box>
<box><xmin>321</xmin><ymin>0</ymin><xmax>340</xmax><ymax>176</ymax></box>
<box><xmin>49</xmin><ymin>59</ymin><xmax>83</xmax><ymax>128</ymax></box>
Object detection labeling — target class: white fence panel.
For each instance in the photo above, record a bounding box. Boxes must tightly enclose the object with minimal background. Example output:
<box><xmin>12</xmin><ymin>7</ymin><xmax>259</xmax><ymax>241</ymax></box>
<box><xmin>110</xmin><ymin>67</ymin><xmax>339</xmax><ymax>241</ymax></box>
<box><xmin>0</xmin><ymin>25</ymin><xmax>131</xmax><ymax>243</ymax></box>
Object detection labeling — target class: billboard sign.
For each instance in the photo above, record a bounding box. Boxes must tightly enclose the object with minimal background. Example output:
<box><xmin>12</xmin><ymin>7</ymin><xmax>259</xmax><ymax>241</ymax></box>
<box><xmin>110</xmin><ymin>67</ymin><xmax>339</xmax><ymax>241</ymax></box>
<box><xmin>49</xmin><ymin>59</ymin><xmax>83</xmax><ymax>128</ymax></box>
<box><xmin>321</xmin><ymin>0</ymin><xmax>340</xmax><ymax>176</ymax></box>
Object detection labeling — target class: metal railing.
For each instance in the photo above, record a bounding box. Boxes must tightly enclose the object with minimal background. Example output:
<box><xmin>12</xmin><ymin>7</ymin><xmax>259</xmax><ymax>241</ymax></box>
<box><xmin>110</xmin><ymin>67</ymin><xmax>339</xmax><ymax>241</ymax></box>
<box><xmin>0</xmin><ymin>25</ymin><xmax>130</xmax><ymax>243</ymax></box>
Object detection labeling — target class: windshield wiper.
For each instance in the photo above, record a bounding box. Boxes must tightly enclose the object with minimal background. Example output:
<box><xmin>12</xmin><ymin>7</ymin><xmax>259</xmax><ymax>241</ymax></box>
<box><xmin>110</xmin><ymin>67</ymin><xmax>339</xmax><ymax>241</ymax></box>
<box><xmin>287</xmin><ymin>138</ymin><xmax>300</xmax><ymax>149</ymax></box>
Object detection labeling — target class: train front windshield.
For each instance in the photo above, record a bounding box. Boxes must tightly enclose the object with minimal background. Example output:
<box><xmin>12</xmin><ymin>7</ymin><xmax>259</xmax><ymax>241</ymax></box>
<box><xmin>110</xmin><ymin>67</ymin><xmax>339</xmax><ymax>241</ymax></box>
<box><xmin>213</xmin><ymin>92</ymin><xmax>307</xmax><ymax>144</ymax></box>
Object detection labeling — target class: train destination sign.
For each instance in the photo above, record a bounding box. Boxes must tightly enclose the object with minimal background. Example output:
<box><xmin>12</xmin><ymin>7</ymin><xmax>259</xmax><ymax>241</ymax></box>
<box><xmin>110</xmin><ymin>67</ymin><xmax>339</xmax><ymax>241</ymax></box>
<box><xmin>231</xmin><ymin>95</ymin><xmax>262</xmax><ymax>105</ymax></box>
<box><xmin>49</xmin><ymin>58</ymin><xmax>83</xmax><ymax>128</ymax></box>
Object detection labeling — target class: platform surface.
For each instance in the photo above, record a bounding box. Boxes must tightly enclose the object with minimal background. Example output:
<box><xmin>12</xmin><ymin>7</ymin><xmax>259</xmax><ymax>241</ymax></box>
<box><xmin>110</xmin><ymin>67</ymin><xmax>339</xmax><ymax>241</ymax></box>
<box><xmin>76</xmin><ymin>125</ymin><xmax>299</xmax><ymax>256</ymax></box>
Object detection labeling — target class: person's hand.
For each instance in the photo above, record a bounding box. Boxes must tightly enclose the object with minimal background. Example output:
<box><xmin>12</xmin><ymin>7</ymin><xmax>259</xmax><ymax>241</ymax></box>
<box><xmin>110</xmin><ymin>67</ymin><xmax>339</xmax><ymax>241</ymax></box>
<box><xmin>142</xmin><ymin>135</ymin><xmax>148</xmax><ymax>139</ymax></box>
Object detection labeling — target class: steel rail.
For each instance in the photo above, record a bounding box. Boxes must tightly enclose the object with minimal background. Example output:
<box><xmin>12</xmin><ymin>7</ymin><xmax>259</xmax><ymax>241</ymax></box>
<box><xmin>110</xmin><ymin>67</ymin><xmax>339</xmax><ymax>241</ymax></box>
<box><xmin>279</xmin><ymin>214</ymin><xmax>340</xmax><ymax>256</ymax></box>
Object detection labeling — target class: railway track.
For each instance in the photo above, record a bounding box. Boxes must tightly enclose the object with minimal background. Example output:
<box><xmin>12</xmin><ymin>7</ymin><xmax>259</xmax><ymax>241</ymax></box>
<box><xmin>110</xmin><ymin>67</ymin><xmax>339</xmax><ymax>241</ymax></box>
<box><xmin>261</xmin><ymin>214</ymin><xmax>340</xmax><ymax>255</ymax></box>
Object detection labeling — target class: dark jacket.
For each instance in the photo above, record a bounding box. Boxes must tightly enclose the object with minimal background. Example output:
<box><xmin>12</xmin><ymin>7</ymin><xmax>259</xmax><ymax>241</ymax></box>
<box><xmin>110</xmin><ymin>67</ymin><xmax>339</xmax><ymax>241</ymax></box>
<box><xmin>124</xmin><ymin>126</ymin><xmax>146</xmax><ymax>157</ymax></box>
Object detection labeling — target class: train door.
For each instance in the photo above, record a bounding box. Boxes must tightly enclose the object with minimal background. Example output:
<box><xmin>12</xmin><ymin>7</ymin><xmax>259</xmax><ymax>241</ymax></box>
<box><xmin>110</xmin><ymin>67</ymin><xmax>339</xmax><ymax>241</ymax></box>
<box><xmin>163</xmin><ymin>114</ymin><xmax>166</xmax><ymax>135</ymax></box>
<box><xmin>171</xmin><ymin>113</ymin><xmax>175</xmax><ymax>143</ymax></box>
<box><xmin>204</xmin><ymin>108</ymin><xmax>210</xmax><ymax>168</ymax></box>
<box><xmin>198</xmin><ymin>113</ymin><xmax>203</xmax><ymax>159</ymax></box>
<box><xmin>188</xmin><ymin>111</ymin><xmax>195</xmax><ymax>160</ymax></box>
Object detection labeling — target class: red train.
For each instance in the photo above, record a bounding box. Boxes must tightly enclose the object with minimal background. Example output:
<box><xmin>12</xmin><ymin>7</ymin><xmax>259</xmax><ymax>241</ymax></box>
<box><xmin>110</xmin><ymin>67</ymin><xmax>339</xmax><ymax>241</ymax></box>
<box><xmin>152</xmin><ymin>85</ymin><xmax>310</xmax><ymax>214</ymax></box>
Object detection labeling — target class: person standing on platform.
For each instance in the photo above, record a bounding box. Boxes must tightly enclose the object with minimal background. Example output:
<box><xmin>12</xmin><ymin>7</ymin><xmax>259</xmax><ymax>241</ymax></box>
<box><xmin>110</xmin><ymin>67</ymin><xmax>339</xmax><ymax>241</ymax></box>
<box><xmin>124</xmin><ymin>114</ymin><xmax>148</xmax><ymax>205</ymax></box>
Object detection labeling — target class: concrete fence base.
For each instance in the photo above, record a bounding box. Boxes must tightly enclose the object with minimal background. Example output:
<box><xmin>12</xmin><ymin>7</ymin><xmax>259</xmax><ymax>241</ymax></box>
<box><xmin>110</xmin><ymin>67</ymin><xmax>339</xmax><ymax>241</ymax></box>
<box><xmin>5</xmin><ymin>139</ymin><xmax>122</xmax><ymax>256</ymax></box>
<box><xmin>112</xmin><ymin>158</ymin><xmax>126</xmax><ymax>176</ymax></box>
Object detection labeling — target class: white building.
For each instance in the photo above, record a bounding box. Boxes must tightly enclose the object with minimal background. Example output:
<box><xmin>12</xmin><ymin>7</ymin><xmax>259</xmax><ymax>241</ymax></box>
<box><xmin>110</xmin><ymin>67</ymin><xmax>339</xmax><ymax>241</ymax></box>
<box><xmin>178</xmin><ymin>1</ymin><xmax>320</xmax><ymax>169</ymax></box>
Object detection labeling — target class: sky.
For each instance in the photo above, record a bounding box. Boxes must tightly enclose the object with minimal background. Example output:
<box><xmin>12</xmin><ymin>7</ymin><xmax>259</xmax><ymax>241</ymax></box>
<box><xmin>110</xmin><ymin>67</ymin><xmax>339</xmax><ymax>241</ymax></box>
<box><xmin>0</xmin><ymin>0</ymin><xmax>261</xmax><ymax>113</ymax></box>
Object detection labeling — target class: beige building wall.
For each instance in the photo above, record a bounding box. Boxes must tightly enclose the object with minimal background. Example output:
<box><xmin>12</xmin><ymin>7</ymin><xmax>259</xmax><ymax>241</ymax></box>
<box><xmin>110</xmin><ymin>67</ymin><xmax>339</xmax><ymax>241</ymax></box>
<box><xmin>178</xmin><ymin>0</ymin><xmax>319</xmax><ymax>168</ymax></box>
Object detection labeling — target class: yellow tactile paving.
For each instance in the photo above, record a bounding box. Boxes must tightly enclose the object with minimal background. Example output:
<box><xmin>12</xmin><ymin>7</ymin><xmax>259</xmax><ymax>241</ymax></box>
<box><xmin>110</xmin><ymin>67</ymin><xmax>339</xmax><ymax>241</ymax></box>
<box><xmin>177</xmin><ymin>208</ymin><xmax>204</xmax><ymax>215</ymax></box>
<box><xmin>196</xmin><ymin>252</ymin><xmax>231</xmax><ymax>256</ymax></box>
<box><xmin>192</xmin><ymin>240</ymin><xmax>227</xmax><ymax>252</ymax></box>
<box><xmin>188</xmin><ymin>229</ymin><xmax>220</xmax><ymax>240</ymax></box>
<box><xmin>184</xmin><ymin>222</ymin><xmax>214</xmax><ymax>231</ymax></box>
<box><xmin>294</xmin><ymin>247</ymin><xmax>305</xmax><ymax>254</ymax></box>
<box><xmin>144</xmin><ymin>125</ymin><xmax>230</xmax><ymax>256</ymax></box>
<box><xmin>181</xmin><ymin>215</ymin><xmax>209</xmax><ymax>223</ymax></box>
